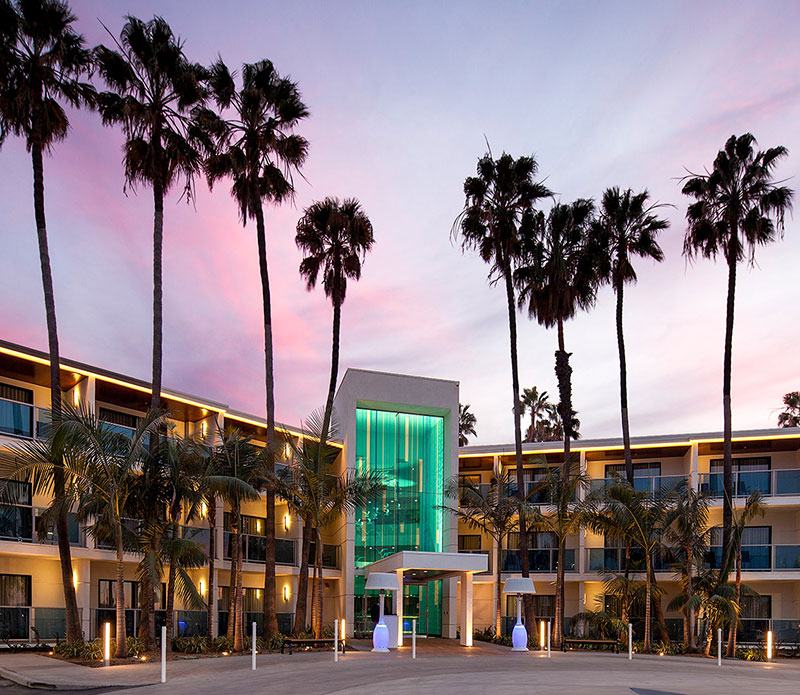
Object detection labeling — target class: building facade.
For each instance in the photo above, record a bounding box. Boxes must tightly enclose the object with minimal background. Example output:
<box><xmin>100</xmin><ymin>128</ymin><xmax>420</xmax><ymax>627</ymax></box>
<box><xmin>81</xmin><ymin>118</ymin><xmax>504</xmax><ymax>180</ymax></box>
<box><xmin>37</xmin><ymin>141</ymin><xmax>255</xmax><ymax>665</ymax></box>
<box><xmin>0</xmin><ymin>338</ymin><xmax>798</xmax><ymax>644</ymax></box>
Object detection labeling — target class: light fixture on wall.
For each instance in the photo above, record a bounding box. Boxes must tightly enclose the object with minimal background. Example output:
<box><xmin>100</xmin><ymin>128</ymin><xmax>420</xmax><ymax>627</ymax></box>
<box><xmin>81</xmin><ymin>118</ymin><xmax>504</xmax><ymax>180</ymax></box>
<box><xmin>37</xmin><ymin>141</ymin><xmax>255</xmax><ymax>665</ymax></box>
<box><xmin>73</xmin><ymin>571</ymin><xmax>78</xmax><ymax>589</ymax></box>
<box><xmin>72</xmin><ymin>387</ymin><xmax>80</xmax><ymax>407</ymax></box>
<box><xmin>200</xmin><ymin>502</ymin><xmax>208</xmax><ymax>518</ymax></box>
<box><xmin>199</xmin><ymin>579</ymin><xmax>206</xmax><ymax>597</ymax></box>
<box><xmin>256</xmin><ymin>589</ymin><xmax>261</xmax><ymax>599</ymax></box>
<box><xmin>256</xmin><ymin>519</ymin><xmax>261</xmax><ymax>533</ymax></box>
<box><xmin>201</xmin><ymin>421</ymin><xmax>208</xmax><ymax>438</ymax></box>
<box><xmin>283</xmin><ymin>585</ymin><xmax>289</xmax><ymax>602</ymax></box>
<box><xmin>283</xmin><ymin>514</ymin><xmax>290</xmax><ymax>531</ymax></box>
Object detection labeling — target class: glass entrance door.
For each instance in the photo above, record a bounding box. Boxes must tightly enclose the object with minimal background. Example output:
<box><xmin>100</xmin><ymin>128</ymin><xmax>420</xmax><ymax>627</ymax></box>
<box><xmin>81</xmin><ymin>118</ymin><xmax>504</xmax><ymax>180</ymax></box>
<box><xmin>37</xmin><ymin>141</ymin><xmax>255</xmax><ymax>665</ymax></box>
<box><xmin>402</xmin><ymin>581</ymin><xmax>442</xmax><ymax>637</ymax></box>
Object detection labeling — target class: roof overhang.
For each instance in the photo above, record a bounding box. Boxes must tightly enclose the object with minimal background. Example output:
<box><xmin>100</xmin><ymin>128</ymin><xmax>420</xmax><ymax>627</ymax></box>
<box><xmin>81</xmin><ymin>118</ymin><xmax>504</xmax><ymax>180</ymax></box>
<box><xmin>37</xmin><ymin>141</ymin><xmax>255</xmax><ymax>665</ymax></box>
<box><xmin>365</xmin><ymin>550</ymin><xmax>487</xmax><ymax>583</ymax></box>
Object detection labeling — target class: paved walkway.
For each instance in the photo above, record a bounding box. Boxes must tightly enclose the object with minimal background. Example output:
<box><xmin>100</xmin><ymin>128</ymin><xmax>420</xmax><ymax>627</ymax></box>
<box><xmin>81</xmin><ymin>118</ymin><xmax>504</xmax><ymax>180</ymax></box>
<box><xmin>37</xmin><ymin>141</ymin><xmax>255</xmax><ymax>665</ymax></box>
<box><xmin>2</xmin><ymin>643</ymin><xmax>800</xmax><ymax>694</ymax></box>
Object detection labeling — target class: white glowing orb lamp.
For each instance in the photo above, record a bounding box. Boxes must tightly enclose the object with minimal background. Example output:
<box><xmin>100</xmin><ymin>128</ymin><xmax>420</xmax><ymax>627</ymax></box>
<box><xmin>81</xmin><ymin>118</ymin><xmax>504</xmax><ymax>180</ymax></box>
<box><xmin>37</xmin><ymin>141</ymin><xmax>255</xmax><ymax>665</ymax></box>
<box><xmin>502</xmin><ymin>577</ymin><xmax>536</xmax><ymax>651</ymax></box>
<box><xmin>365</xmin><ymin>571</ymin><xmax>400</xmax><ymax>652</ymax></box>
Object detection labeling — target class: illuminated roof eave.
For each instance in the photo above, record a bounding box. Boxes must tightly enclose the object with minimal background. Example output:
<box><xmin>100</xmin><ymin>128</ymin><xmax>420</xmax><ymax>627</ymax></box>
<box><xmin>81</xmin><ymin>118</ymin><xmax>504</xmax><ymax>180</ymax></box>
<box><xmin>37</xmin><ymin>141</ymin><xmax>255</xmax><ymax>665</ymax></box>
<box><xmin>459</xmin><ymin>427</ymin><xmax>800</xmax><ymax>458</ymax></box>
<box><xmin>0</xmin><ymin>340</ymin><xmax>343</xmax><ymax>446</ymax></box>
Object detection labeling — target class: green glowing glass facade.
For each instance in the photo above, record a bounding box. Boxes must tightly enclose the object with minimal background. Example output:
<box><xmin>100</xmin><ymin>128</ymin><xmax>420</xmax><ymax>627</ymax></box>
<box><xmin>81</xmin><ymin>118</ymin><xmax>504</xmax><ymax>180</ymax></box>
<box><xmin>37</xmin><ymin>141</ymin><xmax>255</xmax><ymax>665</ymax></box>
<box><xmin>354</xmin><ymin>408</ymin><xmax>445</xmax><ymax>635</ymax></box>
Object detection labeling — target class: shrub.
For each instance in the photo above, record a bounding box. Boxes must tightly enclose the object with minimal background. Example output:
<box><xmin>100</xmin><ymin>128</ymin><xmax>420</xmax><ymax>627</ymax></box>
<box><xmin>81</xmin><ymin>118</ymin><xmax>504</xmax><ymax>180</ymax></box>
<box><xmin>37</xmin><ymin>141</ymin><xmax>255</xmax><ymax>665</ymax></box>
<box><xmin>213</xmin><ymin>635</ymin><xmax>234</xmax><ymax>653</ymax></box>
<box><xmin>173</xmin><ymin>635</ymin><xmax>210</xmax><ymax>654</ymax></box>
<box><xmin>737</xmin><ymin>646</ymin><xmax>767</xmax><ymax>661</ymax></box>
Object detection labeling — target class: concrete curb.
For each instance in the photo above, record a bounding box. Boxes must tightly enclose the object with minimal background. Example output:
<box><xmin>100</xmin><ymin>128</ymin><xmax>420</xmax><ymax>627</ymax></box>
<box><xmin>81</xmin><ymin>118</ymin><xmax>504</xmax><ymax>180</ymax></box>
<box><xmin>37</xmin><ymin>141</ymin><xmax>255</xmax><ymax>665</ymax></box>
<box><xmin>0</xmin><ymin>664</ymin><xmax>156</xmax><ymax>690</ymax></box>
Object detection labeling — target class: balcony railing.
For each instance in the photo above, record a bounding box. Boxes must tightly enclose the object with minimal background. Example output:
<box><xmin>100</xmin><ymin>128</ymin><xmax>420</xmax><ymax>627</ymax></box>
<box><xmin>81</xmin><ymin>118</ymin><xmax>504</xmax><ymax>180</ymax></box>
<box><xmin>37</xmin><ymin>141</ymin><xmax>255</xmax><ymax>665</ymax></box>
<box><xmin>590</xmin><ymin>475</ymin><xmax>687</xmax><ymax>496</ymax></box>
<box><xmin>309</xmin><ymin>541</ymin><xmax>340</xmax><ymax>569</ymax></box>
<box><xmin>501</xmin><ymin>548</ymin><xmax>576</xmax><ymax>573</ymax></box>
<box><xmin>703</xmin><ymin>544</ymin><xmax>800</xmax><ymax>571</ymax></box>
<box><xmin>458</xmin><ymin>548</ymin><xmax>492</xmax><ymax>574</ymax></box>
<box><xmin>699</xmin><ymin>469</ymin><xmax>800</xmax><ymax>498</ymax></box>
<box><xmin>585</xmin><ymin>547</ymin><xmax>673</xmax><ymax>573</ymax></box>
<box><xmin>0</xmin><ymin>398</ymin><xmax>51</xmax><ymax>440</ymax></box>
<box><xmin>224</xmin><ymin>533</ymin><xmax>296</xmax><ymax>565</ymax></box>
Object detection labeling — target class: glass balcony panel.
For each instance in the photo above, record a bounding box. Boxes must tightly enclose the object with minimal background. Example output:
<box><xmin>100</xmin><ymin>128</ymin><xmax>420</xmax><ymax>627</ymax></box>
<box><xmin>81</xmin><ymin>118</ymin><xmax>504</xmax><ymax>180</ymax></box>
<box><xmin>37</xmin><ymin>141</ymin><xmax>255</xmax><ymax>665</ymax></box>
<box><xmin>737</xmin><ymin>471</ymin><xmax>771</xmax><ymax>496</ymax></box>
<box><xmin>776</xmin><ymin>469</ymin><xmax>800</xmax><ymax>496</ymax></box>
<box><xmin>0</xmin><ymin>505</ymin><xmax>33</xmax><ymax>541</ymax></box>
<box><xmin>276</xmin><ymin>538</ymin><xmax>295</xmax><ymax>565</ymax></box>
<box><xmin>0</xmin><ymin>399</ymin><xmax>33</xmax><ymax>438</ymax></box>
<box><xmin>740</xmin><ymin>545</ymin><xmax>771</xmax><ymax>570</ymax></box>
<box><xmin>0</xmin><ymin>606</ymin><xmax>30</xmax><ymax>639</ymax></box>
<box><xmin>774</xmin><ymin>545</ymin><xmax>800</xmax><ymax>569</ymax></box>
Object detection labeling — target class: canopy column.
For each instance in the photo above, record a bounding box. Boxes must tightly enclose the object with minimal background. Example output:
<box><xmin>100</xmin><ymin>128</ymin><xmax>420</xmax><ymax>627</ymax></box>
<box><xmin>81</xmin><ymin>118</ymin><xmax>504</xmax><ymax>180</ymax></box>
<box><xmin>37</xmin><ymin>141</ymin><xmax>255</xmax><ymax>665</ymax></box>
<box><xmin>459</xmin><ymin>571</ymin><xmax>473</xmax><ymax>647</ymax></box>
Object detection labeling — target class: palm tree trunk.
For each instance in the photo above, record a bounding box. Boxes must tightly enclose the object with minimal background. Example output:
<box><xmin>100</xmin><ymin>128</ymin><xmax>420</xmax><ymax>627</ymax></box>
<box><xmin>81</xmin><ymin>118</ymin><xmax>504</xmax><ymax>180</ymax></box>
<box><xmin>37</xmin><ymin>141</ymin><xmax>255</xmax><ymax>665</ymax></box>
<box><xmin>318</xmin><ymin>291</ymin><xmax>341</xmax><ymax>456</ymax></box>
<box><xmin>721</xmin><ymin>251</ymin><xmax>737</xmax><ymax>572</ymax></box>
<box><xmin>114</xmin><ymin>519</ymin><xmax>128</xmax><ymax>658</ymax></box>
<box><xmin>727</xmin><ymin>550</ymin><xmax>742</xmax><ymax>657</ymax></box>
<box><xmin>138</xmin><ymin>572</ymin><xmax>153</xmax><ymax>650</ymax></box>
<box><xmin>615</xmin><ymin>278</ymin><xmax>634</xmax><ymax>486</ymax></box>
<box><xmin>555</xmin><ymin>318</ymin><xmax>572</xmax><ymax>480</ymax></box>
<box><xmin>554</xmin><ymin>540</ymin><xmax>566</xmax><ymax>648</ymax></box>
<box><xmin>31</xmin><ymin>139</ymin><xmax>83</xmax><ymax>644</ymax></box>
<box><xmin>685</xmin><ymin>544</ymin><xmax>696</xmax><ymax>651</ymax></box>
<box><xmin>150</xmin><ymin>179</ymin><xmax>164</xmax><ymax>410</ymax></box>
<box><xmin>644</xmin><ymin>554</ymin><xmax>652</xmax><ymax>652</ymax></box>
<box><xmin>649</xmin><ymin>563</ymin><xmax>668</xmax><ymax>643</ymax></box>
<box><xmin>310</xmin><ymin>547</ymin><xmax>318</xmax><ymax>637</ymax></box>
<box><xmin>502</xmin><ymin>266</ymin><xmax>533</xmax><ymax>628</ymax></box>
<box><xmin>293</xmin><ymin>514</ymin><xmax>312</xmax><ymax>634</ymax></box>
<box><xmin>314</xmin><ymin>527</ymin><xmax>324</xmax><ymax>638</ymax></box>
<box><xmin>253</xmin><ymin>204</ymin><xmax>279</xmax><ymax>639</ymax></box>
<box><xmin>165</xmin><ymin>556</ymin><xmax>176</xmax><ymax>652</ymax></box>
<box><xmin>207</xmin><ymin>501</ymin><xmax>216</xmax><ymax>639</ymax></box>
<box><xmin>704</xmin><ymin>621</ymin><xmax>712</xmax><ymax>656</ymax></box>
<box><xmin>234</xmin><ymin>521</ymin><xmax>244</xmax><ymax>651</ymax></box>
<box><xmin>226</xmin><ymin>512</ymin><xmax>238</xmax><ymax>639</ymax></box>
<box><xmin>495</xmin><ymin>538</ymin><xmax>502</xmax><ymax>635</ymax></box>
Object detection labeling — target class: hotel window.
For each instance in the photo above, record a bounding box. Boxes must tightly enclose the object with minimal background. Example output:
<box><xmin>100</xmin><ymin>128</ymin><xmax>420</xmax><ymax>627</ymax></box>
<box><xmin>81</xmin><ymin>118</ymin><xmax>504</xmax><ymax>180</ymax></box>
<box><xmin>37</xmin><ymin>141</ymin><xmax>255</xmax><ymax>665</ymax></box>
<box><xmin>98</xmin><ymin>407</ymin><xmax>138</xmax><ymax>429</ymax></box>
<box><xmin>98</xmin><ymin>580</ymin><xmax>139</xmax><ymax>609</ymax></box>
<box><xmin>710</xmin><ymin>457</ymin><xmax>771</xmax><ymax>473</ymax></box>
<box><xmin>0</xmin><ymin>480</ymin><xmax>33</xmax><ymax>541</ymax></box>
<box><xmin>507</xmin><ymin>531</ymin><xmax>556</xmax><ymax>549</ymax></box>
<box><xmin>0</xmin><ymin>383</ymin><xmax>34</xmax><ymax>437</ymax></box>
<box><xmin>606</xmin><ymin>462</ymin><xmax>661</xmax><ymax>478</ymax></box>
<box><xmin>458</xmin><ymin>534</ymin><xmax>482</xmax><ymax>551</ymax></box>
<box><xmin>741</xmin><ymin>595</ymin><xmax>771</xmax><ymax>620</ymax></box>
<box><xmin>506</xmin><ymin>594</ymin><xmax>554</xmax><ymax>619</ymax></box>
<box><xmin>0</xmin><ymin>574</ymin><xmax>31</xmax><ymax>639</ymax></box>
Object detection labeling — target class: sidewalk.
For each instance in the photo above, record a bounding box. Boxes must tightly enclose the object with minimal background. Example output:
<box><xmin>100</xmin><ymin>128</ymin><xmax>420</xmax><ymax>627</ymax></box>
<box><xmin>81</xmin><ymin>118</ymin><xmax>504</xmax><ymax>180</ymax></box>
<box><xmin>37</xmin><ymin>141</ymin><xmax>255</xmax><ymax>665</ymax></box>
<box><xmin>0</xmin><ymin>653</ymin><xmax>161</xmax><ymax>690</ymax></box>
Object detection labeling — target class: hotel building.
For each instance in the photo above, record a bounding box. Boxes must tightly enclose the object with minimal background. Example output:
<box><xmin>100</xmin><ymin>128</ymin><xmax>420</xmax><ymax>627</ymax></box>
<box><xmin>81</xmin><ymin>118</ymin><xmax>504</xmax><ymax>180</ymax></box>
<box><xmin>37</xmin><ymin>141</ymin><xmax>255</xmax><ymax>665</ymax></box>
<box><xmin>0</xmin><ymin>338</ymin><xmax>798</xmax><ymax>645</ymax></box>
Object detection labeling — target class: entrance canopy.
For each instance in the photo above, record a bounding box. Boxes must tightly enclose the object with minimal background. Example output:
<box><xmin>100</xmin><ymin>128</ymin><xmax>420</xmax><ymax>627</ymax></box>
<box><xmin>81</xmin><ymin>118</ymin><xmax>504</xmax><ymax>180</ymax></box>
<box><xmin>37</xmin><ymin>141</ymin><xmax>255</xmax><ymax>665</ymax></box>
<box><xmin>366</xmin><ymin>550</ymin><xmax>487</xmax><ymax>579</ymax></box>
<box><xmin>364</xmin><ymin>551</ymin><xmax>487</xmax><ymax>646</ymax></box>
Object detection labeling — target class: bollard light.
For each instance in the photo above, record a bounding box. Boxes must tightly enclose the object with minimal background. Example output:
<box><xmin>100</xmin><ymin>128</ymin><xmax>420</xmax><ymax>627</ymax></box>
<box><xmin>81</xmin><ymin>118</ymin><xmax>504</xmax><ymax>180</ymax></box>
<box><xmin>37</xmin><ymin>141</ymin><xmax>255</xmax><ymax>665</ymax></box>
<box><xmin>103</xmin><ymin>622</ymin><xmax>111</xmax><ymax>666</ymax></box>
<box><xmin>767</xmin><ymin>630</ymin><xmax>773</xmax><ymax>660</ymax></box>
<box><xmin>334</xmin><ymin>618</ymin><xmax>339</xmax><ymax>663</ymax></box>
<box><xmin>540</xmin><ymin>620</ymin><xmax>545</xmax><ymax>651</ymax></box>
<box><xmin>252</xmin><ymin>622</ymin><xmax>257</xmax><ymax>670</ymax></box>
<box><xmin>341</xmin><ymin>618</ymin><xmax>346</xmax><ymax>641</ymax></box>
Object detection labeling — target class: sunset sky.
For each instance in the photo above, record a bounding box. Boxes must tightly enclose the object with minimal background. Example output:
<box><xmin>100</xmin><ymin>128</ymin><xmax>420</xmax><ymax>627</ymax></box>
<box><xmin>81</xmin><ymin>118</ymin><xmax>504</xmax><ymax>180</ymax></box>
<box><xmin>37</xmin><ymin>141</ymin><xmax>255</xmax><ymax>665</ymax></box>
<box><xmin>1</xmin><ymin>0</ymin><xmax>798</xmax><ymax>445</ymax></box>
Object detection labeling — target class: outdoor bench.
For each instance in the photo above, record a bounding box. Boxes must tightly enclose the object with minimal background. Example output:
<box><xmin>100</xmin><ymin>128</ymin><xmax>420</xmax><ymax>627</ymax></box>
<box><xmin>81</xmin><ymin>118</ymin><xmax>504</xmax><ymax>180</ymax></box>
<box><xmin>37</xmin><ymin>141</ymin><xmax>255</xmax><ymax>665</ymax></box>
<box><xmin>281</xmin><ymin>637</ymin><xmax>346</xmax><ymax>655</ymax></box>
<box><xmin>561</xmin><ymin>638</ymin><xmax>619</xmax><ymax>653</ymax></box>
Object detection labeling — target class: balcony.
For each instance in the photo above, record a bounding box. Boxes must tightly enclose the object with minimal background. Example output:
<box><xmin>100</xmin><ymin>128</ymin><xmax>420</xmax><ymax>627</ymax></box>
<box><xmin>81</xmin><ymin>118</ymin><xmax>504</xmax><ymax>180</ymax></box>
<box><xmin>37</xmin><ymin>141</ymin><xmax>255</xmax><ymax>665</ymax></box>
<box><xmin>703</xmin><ymin>544</ymin><xmax>800</xmax><ymax>572</ymax></box>
<box><xmin>699</xmin><ymin>469</ymin><xmax>800</xmax><ymax>498</ymax></box>
<box><xmin>309</xmin><ymin>541</ymin><xmax>340</xmax><ymax>569</ymax></box>
<box><xmin>585</xmin><ymin>547</ymin><xmax>673</xmax><ymax>573</ymax></box>
<box><xmin>223</xmin><ymin>533</ymin><xmax>297</xmax><ymax>565</ymax></box>
<box><xmin>0</xmin><ymin>397</ymin><xmax>51</xmax><ymax>440</ymax></box>
<box><xmin>590</xmin><ymin>475</ymin><xmax>687</xmax><ymax>496</ymax></box>
<box><xmin>501</xmin><ymin>548</ymin><xmax>576</xmax><ymax>573</ymax></box>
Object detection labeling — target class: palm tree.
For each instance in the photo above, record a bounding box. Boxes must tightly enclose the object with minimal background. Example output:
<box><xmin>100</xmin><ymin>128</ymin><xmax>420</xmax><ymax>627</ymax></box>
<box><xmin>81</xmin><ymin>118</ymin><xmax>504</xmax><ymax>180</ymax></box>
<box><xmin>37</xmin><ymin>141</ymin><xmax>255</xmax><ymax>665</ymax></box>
<box><xmin>66</xmin><ymin>406</ymin><xmax>162</xmax><ymax>657</ymax></box>
<box><xmin>516</xmin><ymin>199</ymin><xmax>596</xmax><ymax>480</ymax></box>
<box><xmin>665</xmin><ymin>486</ymin><xmax>709</xmax><ymax>651</ymax></box>
<box><xmin>211</xmin><ymin>428</ymin><xmax>262</xmax><ymax>651</ymax></box>
<box><xmin>453</xmin><ymin>151</ymin><xmax>551</xmax><ymax>628</ymax></box>
<box><xmin>590</xmin><ymin>188</ymin><xmax>669</xmax><ymax>486</ymax></box>
<box><xmin>458</xmin><ymin>403</ymin><xmax>477</xmax><ymax>446</ymax></box>
<box><xmin>95</xmin><ymin>16</ymin><xmax>208</xmax><ymax>411</ymax></box>
<box><xmin>519</xmin><ymin>387</ymin><xmax>550</xmax><ymax>442</ymax></box>
<box><xmin>682</xmin><ymin>134</ymin><xmax>793</xmax><ymax>562</ymax></box>
<box><xmin>725</xmin><ymin>491</ymin><xmax>765</xmax><ymax>656</ymax></box>
<box><xmin>527</xmin><ymin>461</ymin><xmax>591</xmax><ymax>648</ymax></box>
<box><xmin>0</xmin><ymin>0</ymin><xmax>94</xmax><ymax>644</ymax></box>
<box><xmin>295</xmin><ymin>197</ymin><xmax>375</xmax><ymax>458</ymax></box>
<box><xmin>204</xmin><ymin>59</ymin><xmax>308</xmax><ymax>637</ymax></box>
<box><xmin>587</xmin><ymin>481</ymin><xmax>674</xmax><ymax>652</ymax></box>
<box><xmin>690</xmin><ymin>569</ymin><xmax>741</xmax><ymax>657</ymax></box>
<box><xmin>443</xmin><ymin>472</ymin><xmax>519</xmax><ymax>635</ymax></box>
<box><xmin>273</xmin><ymin>411</ymin><xmax>383</xmax><ymax>637</ymax></box>
<box><xmin>778</xmin><ymin>391</ymin><xmax>800</xmax><ymax>428</ymax></box>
